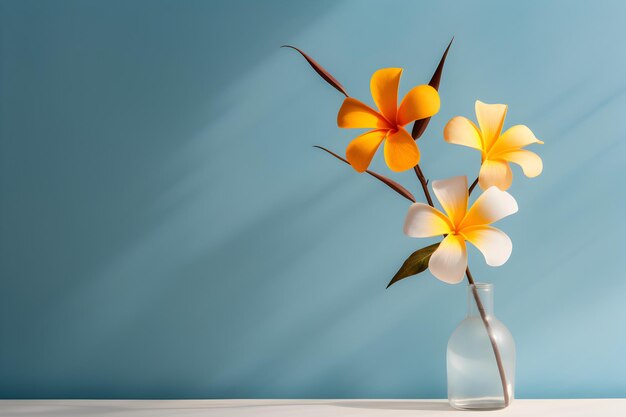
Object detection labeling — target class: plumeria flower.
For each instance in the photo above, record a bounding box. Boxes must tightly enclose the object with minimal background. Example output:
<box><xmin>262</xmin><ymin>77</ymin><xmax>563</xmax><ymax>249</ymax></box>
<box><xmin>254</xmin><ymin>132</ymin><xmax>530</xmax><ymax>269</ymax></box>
<box><xmin>403</xmin><ymin>176</ymin><xmax>518</xmax><ymax>284</ymax></box>
<box><xmin>444</xmin><ymin>100</ymin><xmax>543</xmax><ymax>190</ymax></box>
<box><xmin>337</xmin><ymin>68</ymin><xmax>440</xmax><ymax>173</ymax></box>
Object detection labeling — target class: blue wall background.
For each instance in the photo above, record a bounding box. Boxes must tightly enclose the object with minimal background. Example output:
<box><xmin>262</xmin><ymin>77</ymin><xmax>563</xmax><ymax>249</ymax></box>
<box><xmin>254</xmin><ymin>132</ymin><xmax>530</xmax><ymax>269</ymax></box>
<box><xmin>1</xmin><ymin>0</ymin><xmax>625</xmax><ymax>399</ymax></box>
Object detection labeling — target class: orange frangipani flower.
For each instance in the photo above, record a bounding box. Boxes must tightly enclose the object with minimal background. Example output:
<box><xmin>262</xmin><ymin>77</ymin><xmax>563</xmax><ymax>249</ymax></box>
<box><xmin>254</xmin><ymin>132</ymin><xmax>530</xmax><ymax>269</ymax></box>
<box><xmin>337</xmin><ymin>68</ymin><xmax>440</xmax><ymax>173</ymax></box>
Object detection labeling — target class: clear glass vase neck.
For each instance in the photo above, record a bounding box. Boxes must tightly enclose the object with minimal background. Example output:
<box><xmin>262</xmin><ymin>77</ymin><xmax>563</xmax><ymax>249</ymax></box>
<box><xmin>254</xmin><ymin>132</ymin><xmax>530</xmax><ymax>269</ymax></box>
<box><xmin>467</xmin><ymin>283</ymin><xmax>494</xmax><ymax>318</ymax></box>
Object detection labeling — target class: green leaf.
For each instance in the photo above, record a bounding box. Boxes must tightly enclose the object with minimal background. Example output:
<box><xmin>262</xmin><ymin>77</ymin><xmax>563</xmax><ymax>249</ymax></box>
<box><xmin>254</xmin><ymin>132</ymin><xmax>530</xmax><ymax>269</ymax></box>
<box><xmin>386</xmin><ymin>243</ymin><xmax>440</xmax><ymax>288</ymax></box>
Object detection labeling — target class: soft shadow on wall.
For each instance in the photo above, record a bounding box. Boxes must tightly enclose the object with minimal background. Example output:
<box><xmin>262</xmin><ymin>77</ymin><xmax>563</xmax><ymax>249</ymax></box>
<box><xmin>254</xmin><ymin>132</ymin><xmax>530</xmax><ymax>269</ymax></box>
<box><xmin>1</xmin><ymin>0</ymin><xmax>626</xmax><ymax>399</ymax></box>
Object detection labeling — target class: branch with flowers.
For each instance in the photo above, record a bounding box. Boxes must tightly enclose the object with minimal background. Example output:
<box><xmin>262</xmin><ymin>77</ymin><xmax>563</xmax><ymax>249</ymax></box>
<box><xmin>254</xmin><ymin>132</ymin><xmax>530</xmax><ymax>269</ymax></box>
<box><xmin>284</xmin><ymin>39</ymin><xmax>543</xmax><ymax>407</ymax></box>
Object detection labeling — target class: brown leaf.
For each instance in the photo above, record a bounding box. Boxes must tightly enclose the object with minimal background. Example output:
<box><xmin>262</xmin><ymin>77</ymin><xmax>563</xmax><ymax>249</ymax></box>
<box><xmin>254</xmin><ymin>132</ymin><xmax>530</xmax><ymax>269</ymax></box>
<box><xmin>386</xmin><ymin>243</ymin><xmax>440</xmax><ymax>288</ymax></box>
<box><xmin>314</xmin><ymin>146</ymin><xmax>416</xmax><ymax>203</ymax></box>
<box><xmin>282</xmin><ymin>45</ymin><xmax>349</xmax><ymax>97</ymax></box>
<box><xmin>411</xmin><ymin>37</ymin><xmax>454</xmax><ymax>140</ymax></box>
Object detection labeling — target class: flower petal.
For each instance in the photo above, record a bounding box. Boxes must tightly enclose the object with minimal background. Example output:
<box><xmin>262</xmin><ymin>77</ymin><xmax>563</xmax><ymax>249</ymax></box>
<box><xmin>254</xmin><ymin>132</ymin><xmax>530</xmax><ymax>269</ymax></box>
<box><xmin>491</xmin><ymin>124</ymin><xmax>543</xmax><ymax>154</ymax></box>
<box><xmin>337</xmin><ymin>97</ymin><xmax>392</xmax><ymax>129</ymax></box>
<box><xmin>396</xmin><ymin>85</ymin><xmax>440</xmax><ymax>126</ymax></box>
<box><xmin>443</xmin><ymin>116</ymin><xmax>483</xmax><ymax>150</ymax></box>
<box><xmin>461</xmin><ymin>225</ymin><xmax>512</xmax><ymax>267</ymax></box>
<box><xmin>345</xmin><ymin>129</ymin><xmax>388</xmax><ymax>173</ymax></box>
<box><xmin>370</xmin><ymin>68</ymin><xmax>402</xmax><ymax>124</ymax></box>
<box><xmin>500</xmin><ymin>149</ymin><xmax>543</xmax><ymax>178</ymax></box>
<box><xmin>478</xmin><ymin>159</ymin><xmax>513</xmax><ymax>191</ymax></box>
<box><xmin>403</xmin><ymin>203</ymin><xmax>453</xmax><ymax>238</ymax></box>
<box><xmin>461</xmin><ymin>186</ymin><xmax>518</xmax><ymax>229</ymax></box>
<box><xmin>383</xmin><ymin>128</ymin><xmax>420</xmax><ymax>172</ymax></box>
<box><xmin>475</xmin><ymin>100</ymin><xmax>508</xmax><ymax>152</ymax></box>
<box><xmin>432</xmin><ymin>176</ymin><xmax>468</xmax><ymax>228</ymax></box>
<box><xmin>428</xmin><ymin>234</ymin><xmax>467</xmax><ymax>284</ymax></box>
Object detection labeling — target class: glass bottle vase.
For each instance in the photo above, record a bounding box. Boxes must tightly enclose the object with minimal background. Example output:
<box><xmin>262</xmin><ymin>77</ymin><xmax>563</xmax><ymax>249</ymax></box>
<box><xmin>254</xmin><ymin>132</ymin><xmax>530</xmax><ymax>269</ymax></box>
<box><xmin>447</xmin><ymin>283</ymin><xmax>515</xmax><ymax>410</ymax></box>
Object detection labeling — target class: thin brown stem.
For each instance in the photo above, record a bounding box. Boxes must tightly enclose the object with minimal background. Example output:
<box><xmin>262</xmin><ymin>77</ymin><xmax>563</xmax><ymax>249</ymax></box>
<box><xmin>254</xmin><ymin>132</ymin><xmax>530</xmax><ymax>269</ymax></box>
<box><xmin>412</xmin><ymin>165</ymin><xmax>510</xmax><ymax>407</ymax></box>
<box><xmin>413</xmin><ymin>165</ymin><xmax>433</xmax><ymax>206</ymax></box>
<box><xmin>465</xmin><ymin>268</ymin><xmax>511</xmax><ymax>407</ymax></box>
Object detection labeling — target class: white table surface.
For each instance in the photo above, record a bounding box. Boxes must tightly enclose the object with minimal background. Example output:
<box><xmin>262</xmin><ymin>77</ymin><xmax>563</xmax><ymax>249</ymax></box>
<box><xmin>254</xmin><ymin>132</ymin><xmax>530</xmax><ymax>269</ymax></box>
<box><xmin>1</xmin><ymin>399</ymin><xmax>625</xmax><ymax>417</ymax></box>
